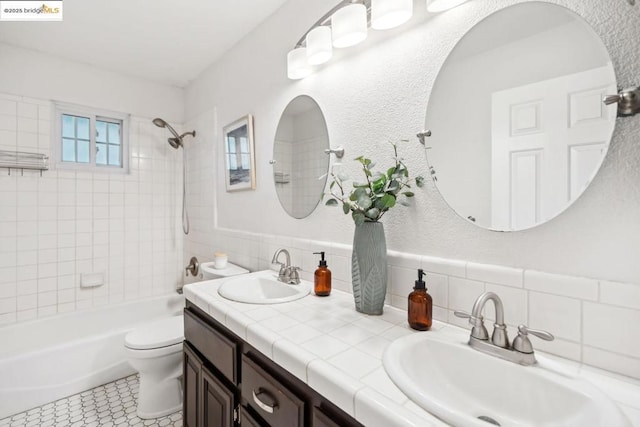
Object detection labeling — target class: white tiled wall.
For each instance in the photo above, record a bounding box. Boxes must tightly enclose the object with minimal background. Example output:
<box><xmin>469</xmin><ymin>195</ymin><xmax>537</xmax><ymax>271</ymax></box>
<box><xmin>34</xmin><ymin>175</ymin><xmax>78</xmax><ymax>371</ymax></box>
<box><xmin>0</xmin><ymin>93</ymin><xmax>183</xmax><ymax>325</ymax></box>
<box><xmin>186</xmin><ymin>225</ymin><xmax>640</xmax><ymax>381</ymax></box>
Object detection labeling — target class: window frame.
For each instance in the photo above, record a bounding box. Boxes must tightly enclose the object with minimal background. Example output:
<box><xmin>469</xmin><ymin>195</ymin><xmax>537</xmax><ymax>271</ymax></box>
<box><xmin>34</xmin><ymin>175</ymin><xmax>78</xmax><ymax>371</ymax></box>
<box><xmin>53</xmin><ymin>102</ymin><xmax>130</xmax><ymax>173</ymax></box>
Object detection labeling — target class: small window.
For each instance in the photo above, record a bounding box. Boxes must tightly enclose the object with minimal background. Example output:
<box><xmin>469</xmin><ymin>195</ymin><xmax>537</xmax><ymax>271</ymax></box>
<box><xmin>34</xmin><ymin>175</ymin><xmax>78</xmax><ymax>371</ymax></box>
<box><xmin>55</xmin><ymin>103</ymin><xmax>129</xmax><ymax>172</ymax></box>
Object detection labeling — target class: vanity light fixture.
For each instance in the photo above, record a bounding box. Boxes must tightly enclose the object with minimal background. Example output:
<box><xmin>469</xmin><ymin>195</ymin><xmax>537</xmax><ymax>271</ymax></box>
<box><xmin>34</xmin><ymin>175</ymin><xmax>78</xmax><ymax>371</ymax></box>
<box><xmin>287</xmin><ymin>47</ymin><xmax>312</xmax><ymax>80</ymax></box>
<box><xmin>371</xmin><ymin>0</ymin><xmax>413</xmax><ymax>30</ymax></box>
<box><xmin>332</xmin><ymin>3</ymin><xmax>368</xmax><ymax>48</ymax></box>
<box><xmin>426</xmin><ymin>0</ymin><xmax>470</xmax><ymax>13</ymax></box>
<box><xmin>306</xmin><ymin>26</ymin><xmax>333</xmax><ymax>65</ymax></box>
<box><xmin>287</xmin><ymin>0</ymin><xmax>471</xmax><ymax>80</ymax></box>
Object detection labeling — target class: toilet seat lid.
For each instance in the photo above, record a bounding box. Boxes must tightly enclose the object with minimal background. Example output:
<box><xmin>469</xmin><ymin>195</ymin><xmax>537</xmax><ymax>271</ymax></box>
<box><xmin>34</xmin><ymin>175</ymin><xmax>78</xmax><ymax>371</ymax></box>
<box><xmin>125</xmin><ymin>315</ymin><xmax>184</xmax><ymax>350</ymax></box>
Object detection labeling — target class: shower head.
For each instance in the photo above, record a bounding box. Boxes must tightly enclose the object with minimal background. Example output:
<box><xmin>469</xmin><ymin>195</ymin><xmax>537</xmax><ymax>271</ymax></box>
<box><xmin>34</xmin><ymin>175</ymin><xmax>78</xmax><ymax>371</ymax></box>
<box><xmin>152</xmin><ymin>118</ymin><xmax>196</xmax><ymax>149</ymax></box>
<box><xmin>153</xmin><ymin>117</ymin><xmax>181</xmax><ymax>139</ymax></box>
<box><xmin>152</xmin><ymin>118</ymin><xmax>167</xmax><ymax>128</ymax></box>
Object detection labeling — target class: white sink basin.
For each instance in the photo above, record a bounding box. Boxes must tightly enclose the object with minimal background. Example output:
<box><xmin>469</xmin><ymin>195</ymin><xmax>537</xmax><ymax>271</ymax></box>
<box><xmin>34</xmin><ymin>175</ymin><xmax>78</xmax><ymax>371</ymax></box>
<box><xmin>383</xmin><ymin>331</ymin><xmax>630</xmax><ymax>427</ymax></box>
<box><xmin>218</xmin><ymin>271</ymin><xmax>310</xmax><ymax>304</ymax></box>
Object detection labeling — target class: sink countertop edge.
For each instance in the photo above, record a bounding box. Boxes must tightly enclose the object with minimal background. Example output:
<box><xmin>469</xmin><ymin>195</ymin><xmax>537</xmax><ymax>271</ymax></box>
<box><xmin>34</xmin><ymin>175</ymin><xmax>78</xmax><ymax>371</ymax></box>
<box><xmin>184</xmin><ymin>273</ymin><xmax>640</xmax><ymax>427</ymax></box>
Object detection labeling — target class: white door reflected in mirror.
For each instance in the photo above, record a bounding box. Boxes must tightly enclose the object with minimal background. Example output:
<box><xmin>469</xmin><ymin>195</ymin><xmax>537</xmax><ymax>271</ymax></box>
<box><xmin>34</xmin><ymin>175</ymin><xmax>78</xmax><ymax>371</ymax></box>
<box><xmin>424</xmin><ymin>2</ymin><xmax>617</xmax><ymax>231</ymax></box>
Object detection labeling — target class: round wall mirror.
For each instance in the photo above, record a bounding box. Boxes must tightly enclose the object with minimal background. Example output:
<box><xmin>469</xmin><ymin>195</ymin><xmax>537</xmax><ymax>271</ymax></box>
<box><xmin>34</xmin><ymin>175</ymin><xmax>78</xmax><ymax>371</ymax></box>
<box><xmin>424</xmin><ymin>2</ymin><xmax>617</xmax><ymax>231</ymax></box>
<box><xmin>273</xmin><ymin>95</ymin><xmax>330</xmax><ymax>219</ymax></box>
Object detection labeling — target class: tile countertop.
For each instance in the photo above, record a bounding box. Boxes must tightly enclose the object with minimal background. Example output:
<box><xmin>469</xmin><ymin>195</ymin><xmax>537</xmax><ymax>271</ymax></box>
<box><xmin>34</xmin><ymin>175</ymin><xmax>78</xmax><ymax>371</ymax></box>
<box><xmin>183</xmin><ymin>271</ymin><xmax>640</xmax><ymax>427</ymax></box>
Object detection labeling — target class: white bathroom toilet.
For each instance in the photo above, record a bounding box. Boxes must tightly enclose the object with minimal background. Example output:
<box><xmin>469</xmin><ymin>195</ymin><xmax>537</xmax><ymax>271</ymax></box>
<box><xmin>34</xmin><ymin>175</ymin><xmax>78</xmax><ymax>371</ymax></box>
<box><xmin>200</xmin><ymin>261</ymin><xmax>249</xmax><ymax>280</ymax></box>
<box><xmin>124</xmin><ymin>315</ymin><xmax>184</xmax><ymax>419</ymax></box>
<box><xmin>125</xmin><ymin>261</ymin><xmax>249</xmax><ymax>419</ymax></box>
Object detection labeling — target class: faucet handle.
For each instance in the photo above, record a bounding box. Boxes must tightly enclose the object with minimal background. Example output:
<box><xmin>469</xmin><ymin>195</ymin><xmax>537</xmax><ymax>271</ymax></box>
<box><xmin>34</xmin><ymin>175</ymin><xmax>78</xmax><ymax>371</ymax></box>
<box><xmin>289</xmin><ymin>267</ymin><xmax>301</xmax><ymax>284</ymax></box>
<box><xmin>454</xmin><ymin>310</ymin><xmax>489</xmax><ymax>340</ymax></box>
<box><xmin>279</xmin><ymin>264</ymin><xmax>290</xmax><ymax>278</ymax></box>
<box><xmin>513</xmin><ymin>324</ymin><xmax>554</xmax><ymax>354</ymax></box>
<box><xmin>454</xmin><ymin>310</ymin><xmax>471</xmax><ymax>319</ymax></box>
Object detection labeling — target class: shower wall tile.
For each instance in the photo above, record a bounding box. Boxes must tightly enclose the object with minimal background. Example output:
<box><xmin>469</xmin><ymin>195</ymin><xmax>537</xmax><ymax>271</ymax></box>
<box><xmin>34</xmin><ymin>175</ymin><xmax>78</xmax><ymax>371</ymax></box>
<box><xmin>0</xmin><ymin>92</ymin><xmax>183</xmax><ymax>325</ymax></box>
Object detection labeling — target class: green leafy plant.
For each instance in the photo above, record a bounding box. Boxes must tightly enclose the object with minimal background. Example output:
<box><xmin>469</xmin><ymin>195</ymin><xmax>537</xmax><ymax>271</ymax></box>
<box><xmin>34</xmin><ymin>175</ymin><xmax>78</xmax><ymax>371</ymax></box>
<box><xmin>323</xmin><ymin>140</ymin><xmax>425</xmax><ymax>225</ymax></box>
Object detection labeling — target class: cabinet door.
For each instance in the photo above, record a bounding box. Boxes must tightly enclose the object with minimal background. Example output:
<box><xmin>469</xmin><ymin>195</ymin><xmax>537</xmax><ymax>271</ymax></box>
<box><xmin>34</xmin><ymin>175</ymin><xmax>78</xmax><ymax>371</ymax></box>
<box><xmin>183</xmin><ymin>344</ymin><xmax>202</xmax><ymax>427</ymax></box>
<box><xmin>202</xmin><ymin>367</ymin><xmax>235</xmax><ymax>427</ymax></box>
<box><xmin>240</xmin><ymin>406</ymin><xmax>265</xmax><ymax>427</ymax></box>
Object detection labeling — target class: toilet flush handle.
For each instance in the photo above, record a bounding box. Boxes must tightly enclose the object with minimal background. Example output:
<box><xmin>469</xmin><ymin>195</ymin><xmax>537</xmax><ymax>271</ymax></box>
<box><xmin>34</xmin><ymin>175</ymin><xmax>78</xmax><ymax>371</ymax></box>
<box><xmin>185</xmin><ymin>257</ymin><xmax>199</xmax><ymax>277</ymax></box>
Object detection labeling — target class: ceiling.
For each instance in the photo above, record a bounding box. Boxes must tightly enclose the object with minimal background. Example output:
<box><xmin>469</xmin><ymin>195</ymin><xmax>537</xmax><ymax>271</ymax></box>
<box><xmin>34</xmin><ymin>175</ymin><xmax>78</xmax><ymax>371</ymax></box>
<box><xmin>0</xmin><ymin>0</ymin><xmax>290</xmax><ymax>88</ymax></box>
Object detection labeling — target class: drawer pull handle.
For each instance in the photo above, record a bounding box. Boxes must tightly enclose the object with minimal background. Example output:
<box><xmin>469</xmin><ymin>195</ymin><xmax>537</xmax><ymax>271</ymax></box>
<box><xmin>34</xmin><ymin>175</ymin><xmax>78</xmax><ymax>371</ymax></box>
<box><xmin>252</xmin><ymin>389</ymin><xmax>278</xmax><ymax>414</ymax></box>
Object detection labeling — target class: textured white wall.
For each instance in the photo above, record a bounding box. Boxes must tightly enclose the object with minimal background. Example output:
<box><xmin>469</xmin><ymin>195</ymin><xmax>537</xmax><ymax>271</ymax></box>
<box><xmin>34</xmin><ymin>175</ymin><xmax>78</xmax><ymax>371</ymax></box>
<box><xmin>184</xmin><ymin>0</ymin><xmax>640</xmax><ymax>285</ymax></box>
<box><xmin>0</xmin><ymin>43</ymin><xmax>184</xmax><ymax>124</ymax></box>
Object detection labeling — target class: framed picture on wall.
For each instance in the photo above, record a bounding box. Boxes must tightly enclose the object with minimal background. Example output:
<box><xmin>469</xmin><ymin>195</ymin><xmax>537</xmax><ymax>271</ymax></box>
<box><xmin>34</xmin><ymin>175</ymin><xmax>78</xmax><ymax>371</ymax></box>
<box><xmin>223</xmin><ymin>114</ymin><xmax>256</xmax><ymax>192</ymax></box>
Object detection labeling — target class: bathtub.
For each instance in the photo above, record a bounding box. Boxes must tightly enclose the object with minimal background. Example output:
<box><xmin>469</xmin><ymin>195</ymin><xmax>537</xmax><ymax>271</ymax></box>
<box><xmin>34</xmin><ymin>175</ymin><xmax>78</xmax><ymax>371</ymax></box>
<box><xmin>0</xmin><ymin>294</ymin><xmax>184</xmax><ymax>419</ymax></box>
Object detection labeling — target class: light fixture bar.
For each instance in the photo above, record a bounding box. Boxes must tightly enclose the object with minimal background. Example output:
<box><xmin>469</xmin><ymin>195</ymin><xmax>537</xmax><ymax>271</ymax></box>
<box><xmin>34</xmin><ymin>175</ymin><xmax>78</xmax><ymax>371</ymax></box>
<box><xmin>293</xmin><ymin>0</ymin><xmax>372</xmax><ymax>48</ymax></box>
<box><xmin>426</xmin><ymin>0</ymin><xmax>470</xmax><ymax>13</ymax></box>
<box><xmin>288</xmin><ymin>0</ymin><xmax>472</xmax><ymax>80</ymax></box>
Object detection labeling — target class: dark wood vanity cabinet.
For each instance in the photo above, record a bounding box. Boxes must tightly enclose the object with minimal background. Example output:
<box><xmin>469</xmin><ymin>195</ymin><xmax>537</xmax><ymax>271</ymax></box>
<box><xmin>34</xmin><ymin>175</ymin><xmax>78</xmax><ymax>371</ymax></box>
<box><xmin>183</xmin><ymin>343</ymin><xmax>236</xmax><ymax>427</ymax></box>
<box><xmin>183</xmin><ymin>302</ymin><xmax>363</xmax><ymax>427</ymax></box>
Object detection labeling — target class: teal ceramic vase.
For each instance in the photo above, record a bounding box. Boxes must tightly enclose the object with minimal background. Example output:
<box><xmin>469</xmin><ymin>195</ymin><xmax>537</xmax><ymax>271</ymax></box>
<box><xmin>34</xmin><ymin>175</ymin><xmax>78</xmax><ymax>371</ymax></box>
<box><xmin>351</xmin><ymin>221</ymin><xmax>387</xmax><ymax>315</ymax></box>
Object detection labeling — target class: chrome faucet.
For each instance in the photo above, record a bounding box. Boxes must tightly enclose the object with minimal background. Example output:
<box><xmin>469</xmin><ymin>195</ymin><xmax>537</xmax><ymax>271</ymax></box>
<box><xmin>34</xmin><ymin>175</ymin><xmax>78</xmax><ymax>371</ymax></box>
<box><xmin>271</xmin><ymin>249</ymin><xmax>300</xmax><ymax>285</ymax></box>
<box><xmin>455</xmin><ymin>292</ymin><xmax>554</xmax><ymax>366</ymax></box>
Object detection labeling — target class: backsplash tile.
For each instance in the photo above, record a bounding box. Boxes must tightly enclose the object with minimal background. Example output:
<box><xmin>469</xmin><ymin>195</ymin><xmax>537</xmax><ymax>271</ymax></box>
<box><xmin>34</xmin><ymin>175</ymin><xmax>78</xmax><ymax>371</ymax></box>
<box><xmin>583</xmin><ymin>346</ymin><xmax>640</xmax><ymax>380</ymax></box>
<box><xmin>448</xmin><ymin>277</ymin><xmax>484</xmax><ymax>312</ymax></box>
<box><xmin>534</xmin><ymin>336</ymin><xmax>582</xmax><ymax>362</ymax></box>
<box><xmin>421</xmin><ymin>255</ymin><xmax>466</xmax><ymax>278</ymax></box>
<box><xmin>583</xmin><ymin>302</ymin><xmax>640</xmax><ymax>357</ymax></box>
<box><xmin>466</xmin><ymin>262</ymin><xmax>523</xmax><ymax>288</ymax></box>
<box><xmin>599</xmin><ymin>280</ymin><xmax>640</xmax><ymax>311</ymax></box>
<box><xmin>185</xmin><ymin>226</ymin><xmax>640</xmax><ymax>380</ymax></box>
<box><xmin>528</xmin><ymin>292</ymin><xmax>581</xmax><ymax>342</ymax></box>
<box><xmin>484</xmin><ymin>283</ymin><xmax>527</xmax><ymax>327</ymax></box>
<box><xmin>524</xmin><ymin>270</ymin><xmax>599</xmax><ymax>301</ymax></box>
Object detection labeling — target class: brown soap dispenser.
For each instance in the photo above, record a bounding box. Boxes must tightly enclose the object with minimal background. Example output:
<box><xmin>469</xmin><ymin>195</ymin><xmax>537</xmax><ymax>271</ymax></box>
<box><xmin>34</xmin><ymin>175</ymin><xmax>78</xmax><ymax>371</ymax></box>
<box><xmin>313</xmin><ymin>252</ymin><xmax>331</xmax><ymax>296</ymax></box>
<box><xmin>408</xmin><ymin>269</ymin><xmax>432</xmax><ymax>331</ymax></box>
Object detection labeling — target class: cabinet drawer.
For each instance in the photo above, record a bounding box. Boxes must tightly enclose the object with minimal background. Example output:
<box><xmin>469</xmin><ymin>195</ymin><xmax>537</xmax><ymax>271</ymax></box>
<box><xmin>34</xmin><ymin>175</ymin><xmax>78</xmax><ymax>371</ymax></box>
<box><xmin>241</xmin><ymin>355</ymin><xmax>304</xmax><ymax>427</ymax></box>
<box><xmin>184</xmin><ymin>308</ymin><xmax>238</xmax><ymax>384</ymax></box>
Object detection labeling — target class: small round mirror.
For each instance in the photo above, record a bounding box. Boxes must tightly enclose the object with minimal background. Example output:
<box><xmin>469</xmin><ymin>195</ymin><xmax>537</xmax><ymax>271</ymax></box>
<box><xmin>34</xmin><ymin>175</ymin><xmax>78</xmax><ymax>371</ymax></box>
<box><xmin>424</xmin><ymin>2</ymin><xmax>617</xmax><ymax>231</ymax></box>
<box><xmin>273</xmin><ymin>95</ymin><xmax>330</xmax><ymax>219</ymax></box>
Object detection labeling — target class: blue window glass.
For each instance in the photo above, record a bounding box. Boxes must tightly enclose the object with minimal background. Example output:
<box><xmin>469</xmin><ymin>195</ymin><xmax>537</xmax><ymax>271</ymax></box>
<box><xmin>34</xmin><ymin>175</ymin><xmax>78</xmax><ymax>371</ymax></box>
<box><xmin>62</xmin><ymin>138</ymin><xmax>75</xmax><ymax>162</ymax></box>
<box><xmin>96</xmin><ymin>121</ymin><xmax>107</xmax><ymax>143</ymax></box>
<box><xmin>77</xmin><ymin>140</ymin><xmax>90</xmax><ymax>163</ymax></box>
<box><xmin>62</xmin><ymin>115</ymin><xmax>75</xmax><ymax>138</ymax></box>
<box><xmin>107</xmin><ymin>122</ymin><xmax>121</xmax><ymax>144</ymax></box>
<box><xmin>96</xmin><ymin>143</ymin><xmax>107</xmax><ymax>165</ymax></box>
<box><xmin>108</xmin><ymin>145</ymin><xmax>121</xmax><ymax>166</ymax></box>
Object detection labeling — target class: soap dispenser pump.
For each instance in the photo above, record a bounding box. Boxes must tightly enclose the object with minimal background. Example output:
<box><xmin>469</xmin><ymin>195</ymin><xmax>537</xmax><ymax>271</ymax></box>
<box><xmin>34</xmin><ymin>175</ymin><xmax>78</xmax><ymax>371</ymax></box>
<box><xmin>408</xmin><ymin>269</ymin><xmax>432</xmax><ymax>331</ymax></box>
<box><xmin>313</xmin><ymin>252</ymin><xmax>331</xmax><ymax>296</ymax></box>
